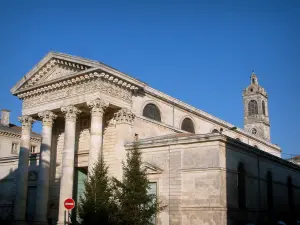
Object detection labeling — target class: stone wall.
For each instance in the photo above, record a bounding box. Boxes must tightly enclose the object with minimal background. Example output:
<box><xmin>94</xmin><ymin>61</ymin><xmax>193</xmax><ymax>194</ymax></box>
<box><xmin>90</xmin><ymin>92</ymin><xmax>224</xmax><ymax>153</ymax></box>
<box><xmin>132</xmin><ymin>91</ymin><xmax>281</xmax><ymax>157</ymax></box>
<box><xmin>134</xmin><ymin>135</ymin><xmax>300</xmax><ymax>225</ymax></box>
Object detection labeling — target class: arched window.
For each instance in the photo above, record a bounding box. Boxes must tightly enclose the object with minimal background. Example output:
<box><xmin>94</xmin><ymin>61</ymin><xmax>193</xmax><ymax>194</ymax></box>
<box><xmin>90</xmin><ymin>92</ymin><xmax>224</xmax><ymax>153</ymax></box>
<box><xmin>212</xmin><ymin>129</ymin><xmax>219</xmax><ymax>134</ymax></box>
<box><xmin>238</xmin><ymin>162</ymin><xmax>246</xmax><ymax>209</ymax></box>
<box><xmin>266</xmin><ymin>171</ymin><xmax>273</xmax><ymax>210</ymax></box>
<box><xmin>181</xmin><ymin>118</ymin><xmax>195</xmax><ymax>133</ymax></box>
<box><xmin>248</xmin><ymin>100</ymin><xmax>258</xmax><ymax>115</ymax></box>
<box><xmin>143</xmin><ymin>103</ymin><xmax>161</xmax><ymax>122</ymax></box>
<box><xmin>287</xmin><ymin>176</ymin><xmax>294</xmax><ymax>211</ymax></box>
<box><xmin>262</xmin><ymin>101</ymin><xmax>266</xmax><ymax>115</ymax></box>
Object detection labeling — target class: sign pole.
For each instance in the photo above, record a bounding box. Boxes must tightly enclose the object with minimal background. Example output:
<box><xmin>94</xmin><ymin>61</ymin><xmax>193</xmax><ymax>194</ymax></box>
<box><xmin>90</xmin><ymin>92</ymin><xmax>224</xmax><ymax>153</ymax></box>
<box><xmin>64</xmin><ymin>210</ymin><xmax>66</xmax><ymax>225</ymax></box>
<box><xmin>68</xmin><ymin>209</ymin><xmax>70</xmax><ymax>224</ymax></box>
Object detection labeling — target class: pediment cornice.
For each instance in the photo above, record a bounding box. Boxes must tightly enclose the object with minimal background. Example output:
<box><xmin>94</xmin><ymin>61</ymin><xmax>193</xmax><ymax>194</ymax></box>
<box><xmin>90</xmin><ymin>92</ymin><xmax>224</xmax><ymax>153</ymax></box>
<box><xmin>11</xmin><ymin>52</ymin><xmax>147</xmax><ymax>98</ymax></box>
<box><xmin>142</xmin><ymin>162</ymin><xmax>163</xmax><ymax>174</ymax></box>
<box><xmin>16</xmin><ymin>68</ymin><xmax>143</xmax><ymax>100</ymax></box>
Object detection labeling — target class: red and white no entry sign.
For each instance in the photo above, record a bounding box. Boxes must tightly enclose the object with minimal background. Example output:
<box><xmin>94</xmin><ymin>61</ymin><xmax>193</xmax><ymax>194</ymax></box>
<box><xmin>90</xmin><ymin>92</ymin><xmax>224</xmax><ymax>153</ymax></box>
<box><xmin>64</xmin><ymin>198</ymin><xmax>75</xmax><ymax>210</ymax></box>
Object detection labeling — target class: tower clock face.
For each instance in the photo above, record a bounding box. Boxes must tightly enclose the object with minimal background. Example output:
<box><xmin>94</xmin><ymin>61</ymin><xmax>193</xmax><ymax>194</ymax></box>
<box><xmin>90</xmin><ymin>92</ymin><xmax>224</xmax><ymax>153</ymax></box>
<box><xmin>251</xmin><ymin>128</ymin><xmax>257</xmax><ymax>135</ymax></box>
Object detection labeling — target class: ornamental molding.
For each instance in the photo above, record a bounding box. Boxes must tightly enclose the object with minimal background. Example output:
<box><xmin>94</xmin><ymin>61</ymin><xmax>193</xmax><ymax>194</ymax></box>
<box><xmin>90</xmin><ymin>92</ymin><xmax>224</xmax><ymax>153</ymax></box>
<box><xmin>17</xmin><ymin>69</ymin><xmax>139</xmax><ymax>99</ymax></box>
<box><xmin>61</xmin><ymin>105</ymin><xmax>81</xmax><ymax>122</ymax></box>
<box><xmin>38</xmin><ymin>110</ymin><xmax>57</xmax><ymax>126</ymax></box>
<box><xmin>87</xmin><ymin>98</ymin><xmax>108</xmax><ymax>115</ymax></box>
<box><xmin>18</xmin><ymin>115</ymin><xmax>34</xmax><ymax>129</ymax></box>
<box><xmin>22</xmin><ymin>78</ymin><xmax>132</xmax><ymax>108</ymax></box>
<box><xmin>114</xmin><ymin>108</ymin><xmax>135</xmax><ymax>125</ymax></box>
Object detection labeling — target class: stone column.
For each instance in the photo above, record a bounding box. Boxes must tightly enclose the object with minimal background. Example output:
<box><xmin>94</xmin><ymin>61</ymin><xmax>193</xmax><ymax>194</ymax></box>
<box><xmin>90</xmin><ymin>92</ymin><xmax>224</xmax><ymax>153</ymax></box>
<box><xmin>57</xmin><ymin>105</ymin><xmax>81</xmax><ymax>225</ymax></box>
<box><xmin>87</xmin><ymin>98</ymin><xmax>107</xmax><ymax>175</ymax></box>
<box><xmin>33</xmin><ymin>110</ymin><xmax>57</xmax><ymax>225</ymax></box>
<box><xmin>114</xmin><ymin>108</ymin><xmax>135</xmax><ymax>180</ymax></box>
<box><xmin>13</xmin><ymin>115</ymin><xmax>34</xmax><ymax>225</ymax></box>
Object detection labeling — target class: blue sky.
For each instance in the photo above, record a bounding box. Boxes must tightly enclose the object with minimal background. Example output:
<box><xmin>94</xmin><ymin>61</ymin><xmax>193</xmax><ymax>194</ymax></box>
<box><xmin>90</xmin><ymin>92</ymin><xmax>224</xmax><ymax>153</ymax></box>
<box><xmin>0</xmin><ymin>0</ymin><xmax>299</xmax><ymax>158</ymax></box>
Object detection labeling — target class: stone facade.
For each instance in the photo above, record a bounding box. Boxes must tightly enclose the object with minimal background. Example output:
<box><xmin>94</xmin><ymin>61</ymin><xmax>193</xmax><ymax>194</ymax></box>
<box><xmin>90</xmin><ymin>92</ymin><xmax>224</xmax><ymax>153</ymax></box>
<box><xmin>0</xmin><ymin>52</ymin><xmax>297</xmax><ymax>224</ymax></box>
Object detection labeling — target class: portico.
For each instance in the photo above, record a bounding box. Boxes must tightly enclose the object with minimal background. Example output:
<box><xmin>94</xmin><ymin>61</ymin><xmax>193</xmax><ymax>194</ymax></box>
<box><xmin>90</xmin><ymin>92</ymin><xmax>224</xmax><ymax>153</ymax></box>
<box><xmin>10</xmin><ymin>53</ymin><xmax>143</xmax><ymax>224</ymax></box>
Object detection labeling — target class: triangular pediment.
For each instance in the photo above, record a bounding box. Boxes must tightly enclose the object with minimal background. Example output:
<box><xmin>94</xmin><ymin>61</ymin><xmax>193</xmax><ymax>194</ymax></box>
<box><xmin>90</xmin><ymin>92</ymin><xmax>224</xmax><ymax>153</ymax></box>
<box><xmin>11</xmin><ymin>52</ymin><xmax>96</xmax><ymax>94</ymax></box>
<box><xmin>142</xmin><ymin>162</ymin><xmax>163</xmax><ymax>175</ymax></box>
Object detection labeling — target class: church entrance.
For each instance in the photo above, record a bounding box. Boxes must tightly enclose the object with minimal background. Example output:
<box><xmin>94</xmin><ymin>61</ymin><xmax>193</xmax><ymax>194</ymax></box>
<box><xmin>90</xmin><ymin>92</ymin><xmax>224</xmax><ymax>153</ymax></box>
<box><xmin>72</xmin><ymin>167</ymin><xmax>87</xmax><ymax>224</ymax></box>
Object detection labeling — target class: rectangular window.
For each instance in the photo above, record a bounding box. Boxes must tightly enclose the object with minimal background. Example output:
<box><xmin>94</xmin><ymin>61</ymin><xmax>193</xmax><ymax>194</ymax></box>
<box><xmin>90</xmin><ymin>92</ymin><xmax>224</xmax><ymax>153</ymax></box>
<box><xmin>148</xmin><ymin>182</ymin><xmax>157</xmax><ymax>225</ymax></box>
<box><xmin>11</xmin><ymin>143</ymin><xmax>18</xmax><ymax>154</ymax></box>
<box><xmin>31</xmin><ymin>146</ymin><xmax>36</xmax><ymax>154</ymax></box>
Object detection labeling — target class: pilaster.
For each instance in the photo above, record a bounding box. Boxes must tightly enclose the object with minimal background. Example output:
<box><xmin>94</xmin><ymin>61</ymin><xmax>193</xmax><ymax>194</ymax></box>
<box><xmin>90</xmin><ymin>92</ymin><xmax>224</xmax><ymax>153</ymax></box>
<box><xmin>114</xmin><ymin>108</ymin><xmax>135</xmax><ymax>180</ymax></box>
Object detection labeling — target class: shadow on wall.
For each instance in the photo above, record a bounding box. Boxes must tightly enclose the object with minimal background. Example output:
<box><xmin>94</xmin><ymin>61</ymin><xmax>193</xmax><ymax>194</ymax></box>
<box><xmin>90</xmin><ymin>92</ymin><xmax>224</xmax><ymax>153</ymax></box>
<box><xmin>0</xmin><ymin>146</ymin><xmax>62</xmax><ymax>225</ymax></box>
<box><xmin>225</xmin><ymin>138</ymin><xmax>300</xmax><ymax>225</ymax></box>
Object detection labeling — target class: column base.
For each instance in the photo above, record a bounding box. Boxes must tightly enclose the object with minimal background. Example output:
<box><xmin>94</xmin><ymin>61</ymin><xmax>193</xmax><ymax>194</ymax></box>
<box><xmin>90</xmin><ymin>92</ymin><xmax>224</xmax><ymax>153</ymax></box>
<box><xmin>11</xmin><ymin>220</ymin><xmax>29</xmax><ymax>225</ymax></box>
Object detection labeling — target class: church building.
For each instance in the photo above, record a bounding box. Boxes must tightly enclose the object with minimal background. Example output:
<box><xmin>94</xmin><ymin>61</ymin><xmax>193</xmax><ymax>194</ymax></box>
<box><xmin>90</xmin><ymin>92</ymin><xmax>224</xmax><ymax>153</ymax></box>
<box><xmin>0</xmin><ymin>52</ymin><xmax>299</xmax><ymax>225</ymax></box>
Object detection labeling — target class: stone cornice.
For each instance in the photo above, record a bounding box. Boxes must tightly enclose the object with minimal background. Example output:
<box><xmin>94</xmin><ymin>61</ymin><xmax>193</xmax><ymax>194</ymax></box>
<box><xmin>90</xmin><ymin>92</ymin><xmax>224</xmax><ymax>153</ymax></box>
<box><xmin>125</xmin><ymin>134</ymin><xmax>297</xmax><ymax>171</ymax></box>
<box><xmin>12</xmin><ymin>52</ymin><xmax>147</xmax><ymax>97</ymax></box>
<box><xmin>143</xmin><ymin>86</ymin><xmax>280</xmax><ymax>151</ymax></box>
<box><xmin>15</xmin><ymin>68</ymin><xmax>142</xmax><ymax>99</ymax></box>
<box><xmin>0</xmin><ymin>131</ymin><xmax>41</xmax><ymax>142</ymax></box>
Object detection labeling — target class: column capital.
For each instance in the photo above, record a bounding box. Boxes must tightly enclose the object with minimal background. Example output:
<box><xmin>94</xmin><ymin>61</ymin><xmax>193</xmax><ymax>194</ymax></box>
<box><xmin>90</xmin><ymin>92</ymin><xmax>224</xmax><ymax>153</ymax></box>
<box><xmin>61</xmin><ymin>105</ymin><xmax>81</xmax><ymax>122</ymax></box>
<box><xmin>18</xmin><ymin>115</ymin><xmax>34</xmax><ymax>129</ymax></box>
<box><xmin>38</xmin><ymin>110</ymin><xmax>57</xmax><ymax>127</ymax></box>
<box><xmin>114</xmin><ymin>108</ymin><xmax>135</xmax><ymax>125</ymax></box>
<box><xmin>87</xmin><ymin>98</ymin><xmax>108</xmax><ymax>115</ymax></box>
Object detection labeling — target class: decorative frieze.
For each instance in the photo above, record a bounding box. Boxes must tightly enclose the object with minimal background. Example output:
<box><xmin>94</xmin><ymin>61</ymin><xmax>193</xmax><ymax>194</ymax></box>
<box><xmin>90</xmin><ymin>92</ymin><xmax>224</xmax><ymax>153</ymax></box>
<box><xmin>87</xmin><ymin>98</ymin><xmax>108</xmax><ymax>115</ymax></box>
<box><xmin>38</xmin><ymin>110</ymin><xmax>57</xmax><ymax>127</ymax></box>
<box><xmin>61</xmin><ymin>105</ymin><xmax>81</xmax><ymax>122</ymax></box>
<box><xmin>22</xmin><ymin>78</ymin><xmax>132</xmax><ymax>108</ymax></box>
<box><xmin>18</xmin><ymin>70</ymin><xmax>138</xmax><ymax>100</ymax></box>
<box><xmin>114</xmin><ymin>108</ymin><xmax>135</xmax><ymax>125</ymax></box>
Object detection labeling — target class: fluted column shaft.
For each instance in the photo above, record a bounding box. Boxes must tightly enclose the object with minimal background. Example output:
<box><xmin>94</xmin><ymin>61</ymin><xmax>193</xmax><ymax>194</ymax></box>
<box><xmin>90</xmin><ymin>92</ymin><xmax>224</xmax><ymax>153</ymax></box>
<box><xmin>14</xmin><ymin>116</ymin><xmax>34</xmax><ymax>224</ymax></box>
<box><xmin>114</xmin><ymin>108</ymin><xmax>135</xmax><ymax>180</ymax></box>
<box><xmin>57</xmin><ymin>105</ymin><xmax>81</xmax><ymax>225</ymax></box>
<box><xmin>34</xmin><ymin>111</ymin><xmax>57</xmax><ymax>225</ymax></box>
<box><xmin>87</xmin><ymin>98</ymin><xmax>107</xmax><ymax>175</ymax></box>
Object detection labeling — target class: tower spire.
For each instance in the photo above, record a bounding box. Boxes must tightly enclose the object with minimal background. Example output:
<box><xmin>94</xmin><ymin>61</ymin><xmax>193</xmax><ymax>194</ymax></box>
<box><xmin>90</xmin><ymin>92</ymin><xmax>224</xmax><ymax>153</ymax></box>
<box><xmin>243</xmin><ymin>72</ymin><xmax>270</xmax><ymax>141</ymax></box>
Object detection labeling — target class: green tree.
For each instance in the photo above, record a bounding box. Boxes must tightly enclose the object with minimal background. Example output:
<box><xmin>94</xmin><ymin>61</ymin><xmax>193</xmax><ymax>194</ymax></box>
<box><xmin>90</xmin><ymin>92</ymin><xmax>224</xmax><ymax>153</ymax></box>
<box><xmin>113</xmin><ymin>142</ymin><xmax>165</xmax><ymax>225</ymax></box>
<box><xmin>78</xmin><ymin>156</ymin><xmax>117</xmax><ymax>225</ymax></box>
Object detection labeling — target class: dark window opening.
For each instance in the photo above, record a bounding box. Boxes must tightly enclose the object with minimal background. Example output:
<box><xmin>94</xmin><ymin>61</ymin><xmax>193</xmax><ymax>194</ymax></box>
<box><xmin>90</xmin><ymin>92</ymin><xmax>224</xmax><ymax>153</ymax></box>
<box><xmin>248</xmin><ymin>100</ymin><xmax>258</xmax><ymax>115</ymax></box>
<box><xmin>181</xmin><ymin>118</ymin><xmax>195</xmax><ymax>133</ymax></box>
<box><xmin>143</xmin><ymin>103</ymin><xmax>161</xmax><ymax>122</ymax></box>
<box><xmin>262</xmin><ymin>101</ymin><xmax>266</xmax><ymax>115</ymax></box>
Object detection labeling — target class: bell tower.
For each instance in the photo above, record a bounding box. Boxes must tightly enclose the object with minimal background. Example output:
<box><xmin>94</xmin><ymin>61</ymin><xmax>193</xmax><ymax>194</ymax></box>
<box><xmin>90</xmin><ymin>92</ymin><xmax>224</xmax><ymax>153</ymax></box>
<box><xmin>243</xmin><ymin>71</ymin><xmax>270</xmax><ymax>141</ymax></box>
